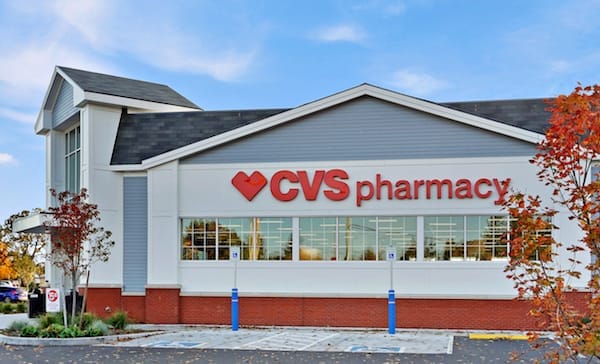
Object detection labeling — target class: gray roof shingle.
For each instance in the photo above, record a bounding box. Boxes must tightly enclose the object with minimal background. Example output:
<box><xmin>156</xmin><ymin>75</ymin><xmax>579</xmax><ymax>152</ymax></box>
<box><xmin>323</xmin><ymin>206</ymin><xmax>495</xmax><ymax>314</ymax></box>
<box><xmin>110</xmin><ymin>109</ymin><xmax>288</xmax><ymax>165</ymax></box>
<box><xmin>443</xmin><ymin>98</ymin><xmax>552</xmax><ymax>134</ymax></box>
<box><xmin>58</xmin><ymin>66</ymin><xmax>200</xmax><ymax>109</ymax></box>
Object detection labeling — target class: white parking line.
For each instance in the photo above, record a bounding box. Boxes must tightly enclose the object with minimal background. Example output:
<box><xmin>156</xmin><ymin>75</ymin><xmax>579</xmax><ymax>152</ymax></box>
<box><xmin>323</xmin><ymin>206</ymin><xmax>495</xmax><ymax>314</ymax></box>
<box><xmin>298</xmin><ymin>333</ymin><xmax>338</xmax><ymax>351</ymax></box>
<box><xmin>447</xmin><ymin>336</ymin><xmax>454</xmax><ymax>354</ymax></box>
<box><xmin>241</xmin><ymin>332</ymin><xmax>287</xmax><ymax>348</ymax></box>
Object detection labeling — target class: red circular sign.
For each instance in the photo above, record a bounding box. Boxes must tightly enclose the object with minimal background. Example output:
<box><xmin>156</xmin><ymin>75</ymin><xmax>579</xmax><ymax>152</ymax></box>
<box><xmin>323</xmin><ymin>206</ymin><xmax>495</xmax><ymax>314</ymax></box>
<box><xmin>47</xmin><ymin>289</ymin><xmax>58</xmax><ymax>302</ymax></box>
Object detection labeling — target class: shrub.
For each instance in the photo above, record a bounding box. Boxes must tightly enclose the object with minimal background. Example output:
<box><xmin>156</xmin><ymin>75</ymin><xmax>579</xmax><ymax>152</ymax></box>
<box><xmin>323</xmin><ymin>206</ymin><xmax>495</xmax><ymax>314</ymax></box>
<box><xmin>6</xmin><ymin>320</ymin><xmax>30</xmax><ymax>334</ymax></box>
<box><xmin>0</xmin><ymin>303</ymin><xmax>14</xmax><ymax>314</ymax></box>
<box><xmin>86</xmin><ymin>320</ymin><xmax>109</xmax><ymax>337</ymax></box>
<box><xmin>40</xmin><ymin>323</ymin><xmax>64</xmax><ymax>338</ymax></box>
<box><xmin>15</xmin><ymin>302</ymin><xmax>27</xmax><ymax>313</ymax></box>
<box><xmin>38</xmin><ymin>312</ymin><xmax>63</xmax><ymax>330</ymax></box>
<box><xmin>19</xmin><ymin>325</ymin><xmax>39</xmax><ymax>337</ymax></box>
<box><xmin>60</xmin><ymin>325</ymin><xmax>84</xmax><ymax>338</ymax></box>
<box><xmin>75</xmin><ymin>312</ymin><xmax>98</xmax><ymax>330</ymax></box>
<box><xmin>105</xmin><ymin>310</ymin><xmax>129</xmax><ymax>330</ymax></box>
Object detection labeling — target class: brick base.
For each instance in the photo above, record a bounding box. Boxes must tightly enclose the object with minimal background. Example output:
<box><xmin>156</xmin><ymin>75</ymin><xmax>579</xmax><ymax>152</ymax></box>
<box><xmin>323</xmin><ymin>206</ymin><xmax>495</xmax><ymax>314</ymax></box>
<box><xmin>82</xmin><ymin>289</ymin><xmax>588</xmax><ymax>330</ymax></box>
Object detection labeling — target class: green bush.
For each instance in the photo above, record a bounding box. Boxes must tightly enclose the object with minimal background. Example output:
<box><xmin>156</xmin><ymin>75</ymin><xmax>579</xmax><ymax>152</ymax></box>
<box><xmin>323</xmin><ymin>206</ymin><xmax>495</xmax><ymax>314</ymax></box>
<box><xmin>74</xmin><ymin>312</ymin><xmax>99</xmax><ymax>330</ymax></box>
<box><xmin>0</xmin><ymin>303</ymin><xmax>14</xmax><ymax>314</ymax></box>
<box><xmin>6</xmin><ymin>320</ymin><xmax>31</xmax><ymax>334</ymax></box>
<box><xmin>60</xmin><ymin>325</ymin><xmax>84</xmax><ymax>338</ymax></box>
<box><xmin>105</xmin><ymin>310</ymin><xmax>129</xmax><ymax>330</ymax></box>
<box><xmin>38</xmin><ymin>312</ymin><xmax>63</xmax><ymax>330</ymax></box>
<box><xmin>19</xmin><ymin>325</ymin><xmax>39</xmax><ymax>337</ymax></box>
<box><xmin>15</xmin><ymin>302</ymin><xmax>27</xmax><ymax>313</ymax></box>
<box><xmin>40</xmin><ymin>323</ymin><xmax>64</xmax><ymax>338</ymax></box>
<box><xmin>86</xmin><ymin>320</ymin><xmax>109</xmax><ymax>337</ymax></box>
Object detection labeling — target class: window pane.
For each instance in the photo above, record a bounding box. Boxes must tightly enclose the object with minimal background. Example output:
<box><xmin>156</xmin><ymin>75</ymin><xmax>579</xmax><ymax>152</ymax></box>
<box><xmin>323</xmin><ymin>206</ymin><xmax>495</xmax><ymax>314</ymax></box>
<box><xmin>218</xmin><ymin>218</ymin><xmax>252</xmax><ymax>260</ymax></box>
<box><xmin>255</xmin><ymin>218</ymin><xmax>292</xmax><ymax>260</ymax></box>
<box><xmin>466</xmin><ymin>216</ymin><xmax>508</xmax><ymax>261</ymax></box>
<box><xmin>338</xmin><ymin>217</ymin><xmax>376</xmax><ymax>261</ymax></box>
<box><xmin>378</xmin><ymin>216</ymin><xmax>417</xmax><ymax>261</ymax></box>
<box><xmin>424</xmin><ymin>216</ymin><xmax>464</xmax><ymax>261</ymax></box>
<box><xmin>299</xmin><ymin>217</ymin><xmax>337</xmax><ymax>260</ymax></box>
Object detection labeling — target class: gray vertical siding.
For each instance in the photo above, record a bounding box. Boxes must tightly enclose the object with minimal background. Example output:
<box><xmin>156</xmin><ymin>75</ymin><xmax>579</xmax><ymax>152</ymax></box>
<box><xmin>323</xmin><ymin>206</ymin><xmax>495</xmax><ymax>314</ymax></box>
<box><xmin>52</xmin><ymin>80</ymin><xmax>78</xmax><ymax>127</ymax></box>
<box><xmin>182</xmin><ymin>97</ymin><xmax>537</xmax><ymax>164</ymax></box>
<box><xmin>123</xmin><ymin>177</ymin><xmax>148</xmax><ymax>293</ymax></box>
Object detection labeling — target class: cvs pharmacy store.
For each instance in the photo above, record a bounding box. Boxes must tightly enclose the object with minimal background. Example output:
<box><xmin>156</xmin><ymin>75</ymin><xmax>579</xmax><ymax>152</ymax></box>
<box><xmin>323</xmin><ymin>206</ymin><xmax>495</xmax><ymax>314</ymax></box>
<box><xmin>28</xmin><ymin>67</ymin><xmax>587</xmax><ymax>330</ymax></box>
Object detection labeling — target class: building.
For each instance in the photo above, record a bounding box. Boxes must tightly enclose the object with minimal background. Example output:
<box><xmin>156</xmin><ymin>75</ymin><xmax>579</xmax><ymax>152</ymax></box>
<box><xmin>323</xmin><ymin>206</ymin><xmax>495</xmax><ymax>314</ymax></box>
<box><xmin>17</xmin><ymin>66</ymin><xmax>589</xmax><ymax>330</ymax></box>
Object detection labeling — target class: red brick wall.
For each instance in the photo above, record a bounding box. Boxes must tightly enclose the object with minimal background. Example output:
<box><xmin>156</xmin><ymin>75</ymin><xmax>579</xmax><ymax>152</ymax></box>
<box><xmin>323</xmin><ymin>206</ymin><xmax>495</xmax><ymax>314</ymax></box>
<box><xmin>122</xmin><ymin>295</ymin><xmax>146</xmax><ymax>323</ymax></box>
<box><xmin>145</xmin><ymin>287</ymin><xmax>180</xmax><ymax>324</ymax></box>
<box><xmin>84</xmin><ymin>289</ymin><xmax>589</xmax><ymax>330</ymax></box>
<box><xmin>84</xmin><ymin>288</ymin><xmax>121</xmax><ymax>318</ymax></box>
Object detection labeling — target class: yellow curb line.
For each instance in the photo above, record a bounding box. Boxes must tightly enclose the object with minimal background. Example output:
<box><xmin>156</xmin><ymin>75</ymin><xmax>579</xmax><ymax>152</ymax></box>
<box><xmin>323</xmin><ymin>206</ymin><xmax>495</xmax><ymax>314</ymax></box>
<box><xmin>469</xmin><ymin>333</ymin><xmax>529</xmax><ymax>340</ymax></box>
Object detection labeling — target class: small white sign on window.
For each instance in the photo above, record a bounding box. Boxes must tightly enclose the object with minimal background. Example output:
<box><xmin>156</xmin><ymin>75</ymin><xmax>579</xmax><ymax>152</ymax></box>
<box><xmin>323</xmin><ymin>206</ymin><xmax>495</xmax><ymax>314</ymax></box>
<box><xmin>230</xmin><ymin>246</ymin><xmax>241</xmax><ymax>261</ymax></box>
<box><xmin>386</xmin><ymin>248</ymin><xmax>397</xmax><ymax>261</ymax></box>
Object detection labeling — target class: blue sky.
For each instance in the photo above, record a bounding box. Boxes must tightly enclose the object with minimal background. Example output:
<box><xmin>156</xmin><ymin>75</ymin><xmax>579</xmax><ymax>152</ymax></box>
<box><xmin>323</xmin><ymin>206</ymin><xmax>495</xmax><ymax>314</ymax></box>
<box><xmin>0</xmin><ymin>0</ymin><xmax>599</xmax><ymax>222</ymax></box>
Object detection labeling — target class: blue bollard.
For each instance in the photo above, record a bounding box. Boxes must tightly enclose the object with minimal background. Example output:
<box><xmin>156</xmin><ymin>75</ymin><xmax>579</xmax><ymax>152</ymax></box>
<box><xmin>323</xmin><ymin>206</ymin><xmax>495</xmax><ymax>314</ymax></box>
<box><xmin>388</xmin><ymin>289</ymin><xmax>395</xmax><ymax>334</ymax></box>
<box><xmin>232</xmin><ymin>288</ymin><xmax>239</xmax><ymax>331</ymax></box>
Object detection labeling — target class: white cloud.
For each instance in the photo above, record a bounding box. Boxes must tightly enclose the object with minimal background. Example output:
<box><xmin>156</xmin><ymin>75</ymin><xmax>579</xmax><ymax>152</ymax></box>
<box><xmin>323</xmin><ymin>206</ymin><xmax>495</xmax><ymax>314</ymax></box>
<box><xmin>0</xmin><ymin>153</ymin><xmax>16</xmax><ymax>166</ymax></box>
<box><xmin>313</xmin><ymin>25</ymin><xmax>366</xmax><ymax>43</ymax></box>
<box><xmin>0</xmin><ymin>108</ymin><xmax>36</xmax><ymax>124</ymax></box>
<box><xmin>390</xmin><ymin>69</ymin><xmax>447</xmax><ymax>96</ymax></box>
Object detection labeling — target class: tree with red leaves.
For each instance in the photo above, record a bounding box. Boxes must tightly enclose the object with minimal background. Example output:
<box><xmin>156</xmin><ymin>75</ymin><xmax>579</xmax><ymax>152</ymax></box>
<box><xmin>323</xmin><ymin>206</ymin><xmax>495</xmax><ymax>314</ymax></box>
<box><xmin>504</xmin><ymin>85</ymin><xmax>600</xmax><ymax>362</ymax></box>
<box><xmin>45</xmin><ymin>188</ymin><xmax>114</xmax><ymax>325</ymax></box>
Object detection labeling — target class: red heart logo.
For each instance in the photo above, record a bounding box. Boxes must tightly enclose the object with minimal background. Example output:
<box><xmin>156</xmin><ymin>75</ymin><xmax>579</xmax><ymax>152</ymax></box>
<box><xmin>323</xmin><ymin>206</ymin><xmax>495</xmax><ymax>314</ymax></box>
<box><xmin>231</xmin><ymin>171</ymin><xmax>268</xmax><ymax>201</ymax></box>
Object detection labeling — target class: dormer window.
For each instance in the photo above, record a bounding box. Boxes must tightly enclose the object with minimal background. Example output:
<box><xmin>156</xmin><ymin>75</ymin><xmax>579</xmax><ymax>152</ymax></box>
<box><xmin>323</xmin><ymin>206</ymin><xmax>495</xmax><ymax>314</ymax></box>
<box><xmin>65</xmin><ymin>125</ymin><xmax>80</xmax><ymax>193</ymax></box>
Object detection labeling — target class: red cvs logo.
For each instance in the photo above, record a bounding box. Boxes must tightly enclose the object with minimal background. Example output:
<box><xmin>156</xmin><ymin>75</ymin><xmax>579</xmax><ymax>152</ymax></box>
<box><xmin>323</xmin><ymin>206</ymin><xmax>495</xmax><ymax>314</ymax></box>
<box><xmin>232</xmin><ymin>169</ymin><xmax>350</xmax><ymax>202</ymax></box>
<box><xmin>231</xmin><ymin>171</ymin><xmax>268</xmax><ymax>201</ymax></box>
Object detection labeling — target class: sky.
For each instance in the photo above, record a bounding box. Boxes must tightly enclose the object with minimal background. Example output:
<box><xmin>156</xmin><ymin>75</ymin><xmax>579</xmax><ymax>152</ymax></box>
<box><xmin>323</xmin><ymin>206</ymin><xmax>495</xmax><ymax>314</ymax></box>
<box><xmin>0</xmin><ymin>0</ymin><xmax>599</xmax><ymax>223</ymax></box>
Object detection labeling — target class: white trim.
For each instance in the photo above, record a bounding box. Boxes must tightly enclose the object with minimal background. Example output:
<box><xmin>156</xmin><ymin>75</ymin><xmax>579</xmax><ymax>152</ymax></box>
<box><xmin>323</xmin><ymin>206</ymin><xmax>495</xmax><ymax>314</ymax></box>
<box><xmin>178</xmin><ymin>291</ymin><xmax>517</xmax><ymax>299</ymax></box>
<box><xmin>78</xmin><ymin>91</ymin><xmax>201</xmax><ymax>112</ymax></box>
<box><xmin>110</xmin><ymin>84</ymin><xmax>545</xmax><ymax>172</ymax></box>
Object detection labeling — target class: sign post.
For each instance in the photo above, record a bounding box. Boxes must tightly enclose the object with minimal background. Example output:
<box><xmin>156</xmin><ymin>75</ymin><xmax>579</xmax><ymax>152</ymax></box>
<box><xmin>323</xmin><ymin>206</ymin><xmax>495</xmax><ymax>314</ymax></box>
<box><xmin>386</xmin><ymin>247</ymin><xmax>396</xmax><ymax>334</ymax></box>
<box><xmin>230</xmin><ymin>246</ymin><xmax>240</xmax><ymax>331</ymax></box>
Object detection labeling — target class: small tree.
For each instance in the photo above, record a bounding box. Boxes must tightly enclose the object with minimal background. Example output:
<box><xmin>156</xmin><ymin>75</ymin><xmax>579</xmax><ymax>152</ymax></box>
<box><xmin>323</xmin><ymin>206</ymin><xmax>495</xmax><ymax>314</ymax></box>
<box><xmin>504</xmin><ymin>84</ymin><xmax>600</xmax><ymax>362</ymax></box>
<box><xmin>45</xmin><ymin>188</ymin><xmax>114</xmax><ymax>325</ymax></box>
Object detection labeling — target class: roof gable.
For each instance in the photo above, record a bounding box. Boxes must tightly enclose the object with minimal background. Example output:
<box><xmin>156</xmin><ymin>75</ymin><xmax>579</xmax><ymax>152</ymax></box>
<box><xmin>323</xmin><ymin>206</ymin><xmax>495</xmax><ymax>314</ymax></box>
<box><xmin>112</xmin><ymin>83</ymin><xmax>545</xmax><ymax>171</ymax></box>
<box><xmin>35</xmin><ymin>66</ymin><xmax>201</xmax><ymax>134</ymax></box>
<box><xmin>58</xmin><ymin>66</ymin><xmax>200</xmax><ymax>109</ymax></box>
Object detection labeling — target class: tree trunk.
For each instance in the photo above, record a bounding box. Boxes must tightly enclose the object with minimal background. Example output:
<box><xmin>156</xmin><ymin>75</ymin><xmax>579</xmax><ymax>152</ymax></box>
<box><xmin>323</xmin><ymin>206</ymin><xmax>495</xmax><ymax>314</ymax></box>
<box><xmin>79</xmin><ymin>270</ymin><xmax>90</xmax><ymax>329</ymax></box>
<box><xmin>71</xmin><ymin>270</ymin><xmax>77</xmax><ymax>325</ymax></box>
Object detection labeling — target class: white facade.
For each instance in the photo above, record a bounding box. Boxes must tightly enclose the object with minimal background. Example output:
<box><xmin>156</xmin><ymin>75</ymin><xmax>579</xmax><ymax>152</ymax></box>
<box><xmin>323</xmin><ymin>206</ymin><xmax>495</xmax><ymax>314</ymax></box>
<box><xmin>30</xmin><ymin>67</ymin><xmax>589</xmax><ymax>307</ymax></box>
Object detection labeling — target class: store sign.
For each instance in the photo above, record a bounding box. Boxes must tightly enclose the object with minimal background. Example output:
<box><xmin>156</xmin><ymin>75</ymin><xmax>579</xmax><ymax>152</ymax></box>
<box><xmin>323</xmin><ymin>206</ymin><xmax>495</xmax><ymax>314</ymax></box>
<box><xmin>231</xmin><ymin>169</ymin><xmax>511</xmax><ymax>207</ymax></box>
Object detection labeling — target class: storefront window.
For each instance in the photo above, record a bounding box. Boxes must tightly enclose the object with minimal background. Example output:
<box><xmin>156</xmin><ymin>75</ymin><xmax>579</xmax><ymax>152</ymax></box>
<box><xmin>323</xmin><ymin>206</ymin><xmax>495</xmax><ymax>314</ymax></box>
<box><xmin>378</xmin><ymin>217</ymin><xmax>417</xmax><ymax>261</ymax></box>
<box><xmin>338</xmin><ymin>217</ymin><xmax>376</xmax><ymax>261</ymax></box>
<box><xmin>466</xmin><ymin>216</ymin><xmax>508</xmax><ymax>261</ymax></box>
<box><xmin>181</xmin><ymin>218</ymin><xmax>216</xmax><ymax>260</ymax></box>
<box><xmin>181</xmin><ymin>215</ymin><xmax>548</xmax><ymax>263</ymax></box>
<box><xmin>299</xmin><ymin>217</ymin><xmax>337</xmax><ymax>260</ymax></box>
<box><xmin>182</xmin><ymin>217</ymin><xmax>292</xmax><ymax>261</ymax></box>
<box><xmin>424</xmin><ymin>216</ymin><xmax>464</xmax><ymax>261</ymax></box>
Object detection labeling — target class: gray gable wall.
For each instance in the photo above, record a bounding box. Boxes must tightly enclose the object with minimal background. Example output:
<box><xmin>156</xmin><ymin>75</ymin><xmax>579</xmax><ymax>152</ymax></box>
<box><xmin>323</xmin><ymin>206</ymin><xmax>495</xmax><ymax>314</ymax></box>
<box><xmin>181</xmin><ymin>96</ymin><xmax>537</xmax><ymax>165</ymax></box>
<box><xmin>52</xmin><ymin>80</ymin><xmax>78</xmax><ymax>128</ymax></box>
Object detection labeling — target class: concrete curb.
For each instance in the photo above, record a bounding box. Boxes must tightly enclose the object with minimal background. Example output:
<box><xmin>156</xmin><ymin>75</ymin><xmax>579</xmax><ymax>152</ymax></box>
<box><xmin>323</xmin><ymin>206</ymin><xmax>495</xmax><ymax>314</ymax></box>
<box><xmin>0</xmin><ymin>330</ymin><xmax>163</xmax><ymax>346</ymax></box>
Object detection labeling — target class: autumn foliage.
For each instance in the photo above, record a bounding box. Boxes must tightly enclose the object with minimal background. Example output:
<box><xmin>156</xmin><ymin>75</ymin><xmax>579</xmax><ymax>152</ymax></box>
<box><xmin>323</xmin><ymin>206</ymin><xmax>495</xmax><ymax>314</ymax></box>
<box><xmin>46</xmin><ymin>188</ymin><xmax>114</xmax><ymax>323</ymax></box>
<box><xmin>504</xmin><ymin>85</ymin><xmax>600</xmax><ymax>362</ymax></box>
